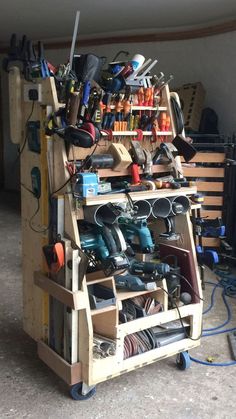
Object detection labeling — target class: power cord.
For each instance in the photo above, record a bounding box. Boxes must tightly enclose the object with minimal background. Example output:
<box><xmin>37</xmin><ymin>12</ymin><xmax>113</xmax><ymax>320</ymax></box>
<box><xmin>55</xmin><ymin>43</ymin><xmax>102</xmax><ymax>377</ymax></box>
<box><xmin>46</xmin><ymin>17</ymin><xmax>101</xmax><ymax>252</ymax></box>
<box><xmin>28</xmin><ymin>198</ymin><xmax>50</xmax><ymax>234</ymax></box>
<box><xmin>21</xmin><ymin>183</ymin><xmax>50</xmax><ymax>234</ymax></box>
<box><xmin>190</xmin><ymin>274</ymin><xmax>236</xmax><ymax>367</ymax></box>
<box><xmin>168</xmin><ymin>271</ymin><xmax>204</xmax><ymax>302</ymax></box>
<box><xmin>50</xmin><ymin>142</ymin><xmax>99</xmax><ymax>197</ymax></box>
<box><xmin>159</xmin><ymin>285</ymin><xmax>202</xmax><ymax>341</ymax></box>
<box><xmin>11</xmin><ymin>101</ymin><xmax>36</xmax><ymax>172</ymax></box>
<box><xmin>161</xmin><ymin>254</ymin><xmax>204</xmax><ymax>302</ymax></box>
<box><xmin>19</xmin><ymin>100</ymin><xmax>36</xmax><ymax>155</ymax></box>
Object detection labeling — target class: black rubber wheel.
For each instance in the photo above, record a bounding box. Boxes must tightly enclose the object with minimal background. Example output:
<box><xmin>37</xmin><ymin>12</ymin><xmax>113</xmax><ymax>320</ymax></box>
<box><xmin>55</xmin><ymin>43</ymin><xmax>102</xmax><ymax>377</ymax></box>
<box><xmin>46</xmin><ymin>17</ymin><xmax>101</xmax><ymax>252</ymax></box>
<box><xmin>176</xmin><ymin>351</ymin><xmax>191</xmax><ymax>370</ymax></box>
<box><xmin>70</xmin><ymin>383</ymin><xmax>96</xmax><ymax>401</ymax></box>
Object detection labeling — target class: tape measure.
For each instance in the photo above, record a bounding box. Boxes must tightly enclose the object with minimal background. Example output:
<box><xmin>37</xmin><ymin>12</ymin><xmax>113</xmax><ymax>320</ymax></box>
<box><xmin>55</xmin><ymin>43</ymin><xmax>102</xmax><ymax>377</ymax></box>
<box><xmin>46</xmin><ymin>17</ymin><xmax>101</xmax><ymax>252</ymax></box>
<box><xmin>192</xmin><ymin>193</ymin><xmax>204</xmax><ymax>203</ymax></box>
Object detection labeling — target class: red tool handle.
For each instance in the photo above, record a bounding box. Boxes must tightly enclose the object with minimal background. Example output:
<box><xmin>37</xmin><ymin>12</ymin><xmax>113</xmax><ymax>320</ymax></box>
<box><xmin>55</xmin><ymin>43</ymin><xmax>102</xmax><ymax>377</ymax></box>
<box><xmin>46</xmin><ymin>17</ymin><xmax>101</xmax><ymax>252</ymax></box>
<box><xmin>51</xmin><ymin>242</ymin><xmax>65</xmax><ymax>274</ymax></box>
<box><xmin>131</xmin><ymin>164</ymin><xmax>140</xmax><ymax>184</ymax></box>
<box><xmin>134</xmin><ymin>129</ymin><xmax>143</xmax><ymax>141</ymax></box>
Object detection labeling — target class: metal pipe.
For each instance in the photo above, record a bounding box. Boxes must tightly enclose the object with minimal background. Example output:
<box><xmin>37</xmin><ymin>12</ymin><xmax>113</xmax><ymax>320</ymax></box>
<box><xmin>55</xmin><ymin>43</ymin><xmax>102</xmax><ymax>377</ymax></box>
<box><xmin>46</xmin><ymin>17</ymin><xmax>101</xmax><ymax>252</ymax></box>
<box><xmin>133</xmin><ymin>200</ymin><xmax>152</xmax><ymax>219</ymax></box>
<box><xmin>83</xmin><ymin>204</ymin><xmax>119</xmax><ymax>226</ymax></box>
<box><xmin>170</xmin><ymin>196</ymin><xmax>190</xmax><ymax>216</ymax></box>
<box><xmin>151</xmin><ymin>197</ymin><xmax>172</xmax><ymax>218</ymax></box>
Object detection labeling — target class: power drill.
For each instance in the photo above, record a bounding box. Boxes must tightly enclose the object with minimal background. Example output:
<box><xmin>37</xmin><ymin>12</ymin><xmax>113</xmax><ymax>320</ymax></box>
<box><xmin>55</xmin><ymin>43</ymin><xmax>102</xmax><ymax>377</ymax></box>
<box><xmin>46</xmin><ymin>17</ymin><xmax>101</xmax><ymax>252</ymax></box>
<box><xmin>114</xmin><ymin>274</ymin><xmax>157</xmax><ymax>291</ymax></box>
<box><xmin>130</xmin><ymin>260</ymin><xmax>170</xmax><ymax>277</ymax></box>
<box><xmin>120</xmin><ymin>219</ymin><xmax>155</xmax><ymax>253</ymax></box>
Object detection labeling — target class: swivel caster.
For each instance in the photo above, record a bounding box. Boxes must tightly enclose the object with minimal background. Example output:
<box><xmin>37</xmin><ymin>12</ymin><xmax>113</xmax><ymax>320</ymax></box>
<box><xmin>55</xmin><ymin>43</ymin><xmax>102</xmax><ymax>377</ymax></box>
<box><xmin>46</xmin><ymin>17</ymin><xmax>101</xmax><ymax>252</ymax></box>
<box><xmin>70</xmin><ymin>382</ymin><xmax>96</xmax><ymax>400</ymax></box>
<box><xmin>176</xmin><ymin>351</ymin><xmax>191</xmax><ymax>370</ymax></box>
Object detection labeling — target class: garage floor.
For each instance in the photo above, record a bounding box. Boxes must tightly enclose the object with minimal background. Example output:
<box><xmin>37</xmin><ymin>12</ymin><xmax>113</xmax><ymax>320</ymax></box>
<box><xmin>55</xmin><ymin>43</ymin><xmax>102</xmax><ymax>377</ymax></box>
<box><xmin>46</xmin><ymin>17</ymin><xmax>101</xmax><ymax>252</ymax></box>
<box><xmin>0</xmin><ymin>191</ymin><xmax>235</xmax><ymax>419</ymax></box>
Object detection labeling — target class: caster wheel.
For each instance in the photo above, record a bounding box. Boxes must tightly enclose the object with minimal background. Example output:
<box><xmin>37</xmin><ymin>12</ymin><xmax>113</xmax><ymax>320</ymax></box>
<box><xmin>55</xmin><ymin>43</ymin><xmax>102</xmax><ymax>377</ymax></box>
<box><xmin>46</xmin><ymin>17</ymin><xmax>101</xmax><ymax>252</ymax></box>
<box><xmin>70</xmin><ymin>383</ymin><xmax>96</xmax><ymax>400</ymax></box>
<box><xmin>176</xmin><ymin>351</ymin><xmax>191</xmax><ymax>370</ymax></box>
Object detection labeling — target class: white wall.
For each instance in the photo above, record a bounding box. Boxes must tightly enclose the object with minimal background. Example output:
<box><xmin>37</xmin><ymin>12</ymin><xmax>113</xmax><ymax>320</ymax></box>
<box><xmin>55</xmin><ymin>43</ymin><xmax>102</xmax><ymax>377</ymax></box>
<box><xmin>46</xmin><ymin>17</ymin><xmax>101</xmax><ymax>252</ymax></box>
<box><xmin>1</xmin><ymin>31</ymin><xmax>236</xmax><ymax>189</ymax></box>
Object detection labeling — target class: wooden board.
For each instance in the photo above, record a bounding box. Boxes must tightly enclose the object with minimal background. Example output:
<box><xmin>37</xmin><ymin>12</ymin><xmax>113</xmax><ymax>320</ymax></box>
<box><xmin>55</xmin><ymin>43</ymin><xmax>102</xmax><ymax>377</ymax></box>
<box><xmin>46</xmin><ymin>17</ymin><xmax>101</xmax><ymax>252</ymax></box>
<box><xmin>117</xmin><ymin>287</ymin><xmax>163</xmax><ymax>301</ymax></box>
<box><xmin>8</xmin><ymin>66</ymin><xmax>22</xmax><ymax>144</ymax></box>
<box><xmin>202</xmin><ymin>196</ymin><xmax>223</xmax><ymax>206</ymax></box>
<box><xmin>34</xmin><ymin>271</ymin><xmax>86</xmax><ymax>310</ymax></box>
<box><xmin>195</xmin><ymin>181</ymin><xmax>224</xmax><ymax>192</ymax></box>
<box><xmin>118</xmin><ymin>303</ymin><xmax>199</xmax><ymax>335</ymax></box>
<box><xmin>38</xmin><ymin>341</ymin><xmax>82</xmax><ymax>385</ymax></box>
<box><xmin>201</xmin><ymin>237</ymin><xmax>221</xmax><ymax>247</ymax></box>
<box><xmin>183</xmin><ymin>167</ymin><xmax>224</xmax><ymax>178</ymax></box>
<box><xmin>91</xmin><ymin>338</ymin><xmax>199</xmax><ymax>385</ymax></box>
<box><xmin>21</xmin><ymin>100</ymin><xmax>46</xmax><ymax>341</ymax></box>
<box><xmin>82</xmin><ymin>186</ymin><xmax>197</xmax><ymax>206</ymax></box>
<box><xmin>201</xmin><ymin>209</ymin><xmax>222</xmax><ymax>219</ymax></box>
<box><xmin>181</xmin><ymin>153</ymin><xmax>225</xmax><ymax>163</ymax></box>
<box><xmin>98</xmin><ymin>164</ymin><xmax>171</xmax><ymax>178</ymax></box>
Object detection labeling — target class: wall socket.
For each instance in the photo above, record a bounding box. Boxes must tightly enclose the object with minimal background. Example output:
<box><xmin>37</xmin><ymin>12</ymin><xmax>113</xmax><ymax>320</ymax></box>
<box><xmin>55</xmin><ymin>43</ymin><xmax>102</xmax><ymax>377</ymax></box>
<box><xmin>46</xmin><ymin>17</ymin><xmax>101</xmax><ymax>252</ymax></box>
<box><xmin>23</xmin><ymin>83</ymin><xmax>42</xmax><ymax>102</ymax></box>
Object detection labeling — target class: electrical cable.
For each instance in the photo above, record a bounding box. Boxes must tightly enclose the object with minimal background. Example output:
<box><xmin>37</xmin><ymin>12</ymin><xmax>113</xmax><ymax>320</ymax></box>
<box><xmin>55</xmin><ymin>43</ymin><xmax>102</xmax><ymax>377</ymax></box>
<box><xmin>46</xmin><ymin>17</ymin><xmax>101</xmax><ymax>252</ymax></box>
<box><xmin>50</xmin><ymin>173</ymin><xmax>75</xmax><ymax>196</ymax></box>
<box><xmin>202</xmin><ymin>283</ymin><xmax>231</xmax><ymax>332</ymax></box>
<box><xmin>28</xmin><ymin>198</ymin><xmax>50</xmax><ymax>234</ymax></box>
<box><xmin>202</xmin><ymin>278</ymin><xmax>236</xmax><ymax>334</ymax></box>
<box><xmin>22</xmin><ymin>185</ymin><xmax>51</xmax><ymax>234</ymax></box>
<box><xmin>78</xmin><ymin>142</ymin><xmax>99</xmax><ymax>172</ymax></box>
<box><xmin>11</xmin><ymin>101</ymin><xmax>36</xmax><ymax>171</ymax></box>
<box><xmin>50</xmin><ymin>142</ymin><xmax>99</xmax><ymax>197</ymax></box>
<box><xmin>160</xmin><ymin>254</ymin><xmax>204</xmax><ymax>302</ymax></box>
<box><xmin>203</xmin><ymin>282</ymin><xmax>218</xmax><ymax>315</ymax></box>
<box><xmin>20</xmin><ymin>183</ymin><xmax>35</xmax><ymax>196</ymax></box>
<box><xmin>190</xmin><ymin>274</ymin><xmax>236</xmax><ymax>367</ymax></box>
<box><xmin>171</xmin><ymin>298</ymin><xmax>202</xmax><ymax>341</ymax></box>
<box><xmin>19</xmin><ymin>100</ymin><xmax>36</xmax><ymax>155</ymax></box>
<box><xmin>158</xmin><ymin>286</ymin><xmax>202</xmax><ymax>341</ymax></box>
<box><xmin>189</xmin><ymin>357</ymin><xmax>236</xmax><ymax>367</ymax></box>
<box><xmin>166</xmin><ymin>271</ymin><xmax>204</xmax><ymax>302</ymax></box>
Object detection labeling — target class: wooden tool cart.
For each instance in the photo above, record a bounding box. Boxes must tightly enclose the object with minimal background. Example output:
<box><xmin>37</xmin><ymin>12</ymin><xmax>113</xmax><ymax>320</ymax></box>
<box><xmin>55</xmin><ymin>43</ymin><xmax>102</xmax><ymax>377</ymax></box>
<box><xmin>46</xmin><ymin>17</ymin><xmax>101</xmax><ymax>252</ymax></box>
<box><xmin>14</xmin><ymin>74</ymin><xmax>202</xmax><ymax>400</ymax></box>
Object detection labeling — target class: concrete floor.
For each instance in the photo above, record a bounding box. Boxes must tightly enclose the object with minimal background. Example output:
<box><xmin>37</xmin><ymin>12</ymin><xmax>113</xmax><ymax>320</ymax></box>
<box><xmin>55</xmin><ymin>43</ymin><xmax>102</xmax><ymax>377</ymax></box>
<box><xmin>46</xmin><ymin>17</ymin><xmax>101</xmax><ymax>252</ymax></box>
<box><xmin>0</xmin><ymin>190</ymin><xmax>235</xmax><ymax>419</ymax></box>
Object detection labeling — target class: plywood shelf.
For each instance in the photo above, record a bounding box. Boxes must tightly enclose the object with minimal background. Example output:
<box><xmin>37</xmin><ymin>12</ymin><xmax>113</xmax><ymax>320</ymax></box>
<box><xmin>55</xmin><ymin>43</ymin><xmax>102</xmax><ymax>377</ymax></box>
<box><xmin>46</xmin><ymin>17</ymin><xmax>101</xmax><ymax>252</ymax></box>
<box><xmin>82</xmin><ymin>186</ymin><xmax>197</xmax><ymax>206</ymax></box>
<box><xmin>91</xmin><ymin>305</ymin><xmax>117</xmax><ymax>316</ymax></box>
<box><xmin>109</xmin><ymin>105</ymin><xmax>168</xmax><ymax>111</ymax></box>
<box><xmin>97</xmin><ymin>164</ymin><xmax>172</xmax><ymax>178</ymax></box>
<box><xmin>107</xmin><ymin>130</ymin><xmax>172</xmax><ymax>136</ymax></box>
<box><xmin>116</xmin><ymin>287</ymin><xmax>162</xmax><ymax>301</ymax></box>
<box><xmin>118</xmin><ymin>303</ymin><xmax>197</xmax><ymax>335</ymax></box>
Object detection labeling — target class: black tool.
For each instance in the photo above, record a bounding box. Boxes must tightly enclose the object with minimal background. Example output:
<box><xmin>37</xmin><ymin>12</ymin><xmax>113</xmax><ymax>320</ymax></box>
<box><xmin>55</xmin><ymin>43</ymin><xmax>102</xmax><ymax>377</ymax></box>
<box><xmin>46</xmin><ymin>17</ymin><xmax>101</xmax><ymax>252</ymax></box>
<box><xmin>73</xmin><ymin>54</ymin><xmax>103</xmax><ymax>123</ymax></box>
<box><xmin>130</xmin><ymin>260</ymin><xmax>170</xmax><ymax>276</ymax></box>
<box><xmin>159</xmin><ymin>196</ymin><xmax>190</xmax><ymax>240</ymax></box>
<box><xmin>172</xmin><ymin>134</ymin><xmax>196</xmax><ymax>162</ymax></box>
<box><xmin>130</xmin><ymin>141</ymin><xmax>145</xmax><ymax>165</ymax></box>
<box><xmin>84</xmin><ymin>154</ymin><xmax>114</xmax><ymax>169</ymax></box>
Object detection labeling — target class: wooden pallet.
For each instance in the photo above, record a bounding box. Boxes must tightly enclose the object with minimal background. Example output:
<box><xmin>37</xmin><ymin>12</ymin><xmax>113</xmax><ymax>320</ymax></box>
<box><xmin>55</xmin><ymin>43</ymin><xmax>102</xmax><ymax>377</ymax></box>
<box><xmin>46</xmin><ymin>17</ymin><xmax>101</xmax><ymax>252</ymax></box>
<box><xmin>182</xmin><ymin>152</ymin><xmax>225</xmax><ymax>248</ymax></box>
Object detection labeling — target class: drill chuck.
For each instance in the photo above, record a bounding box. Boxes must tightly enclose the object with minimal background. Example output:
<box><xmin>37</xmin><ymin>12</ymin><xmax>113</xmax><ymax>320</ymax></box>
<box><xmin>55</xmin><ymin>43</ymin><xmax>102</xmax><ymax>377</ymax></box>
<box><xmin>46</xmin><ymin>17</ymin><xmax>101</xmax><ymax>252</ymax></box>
<box><xmin>130</xmin><ymin>261</ymin><xmax>170</xmax><ymax>275</ymax></box>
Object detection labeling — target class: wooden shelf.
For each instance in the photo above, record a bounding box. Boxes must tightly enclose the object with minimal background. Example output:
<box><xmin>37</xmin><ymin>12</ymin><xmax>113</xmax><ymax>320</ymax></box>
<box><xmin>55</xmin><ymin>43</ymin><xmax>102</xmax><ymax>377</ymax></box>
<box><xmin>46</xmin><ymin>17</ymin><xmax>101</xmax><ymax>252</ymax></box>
<box><xmin>97</xmin><ymin>164</ymin><xmax>172</xmax><ymax>178</ymax></box>
<box><xmin>91</xmin><ymin>305</ymin><xmax>117</xmax><ymax>316</ymax></box>
<box><xmin>109</xmin><ymin>105</ymin><xmax>168</xmax><ymax>111</ymax></box>
<box><xmin>86</xmin><ymin>272</ymin><xmax>112</xmax><ymax>284</ymax></box>
<box><xmin>82</xmin><ymin>186</ymin><xmax>197</xmax><ymax>206</ymax></box>
<box><xmin>118</xmin><ymin>304</ymin><xmax>196</xmax><ymax>334</ymax></box>
<box><xmin>116</xmin><ymin>287</ymin><xmax>162</xmax><ymax>301</ymax></box>
<box><xmin>105</xmin><ymin>131</ymin><xmax>172</xmax><ymax>136</ymax></box>
<box><xmin>191</xmin><ymin>203</ymin><xmax>201</xmax><ymax>210</ymax></box>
